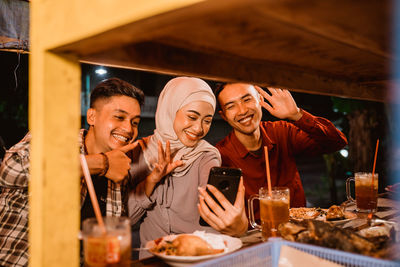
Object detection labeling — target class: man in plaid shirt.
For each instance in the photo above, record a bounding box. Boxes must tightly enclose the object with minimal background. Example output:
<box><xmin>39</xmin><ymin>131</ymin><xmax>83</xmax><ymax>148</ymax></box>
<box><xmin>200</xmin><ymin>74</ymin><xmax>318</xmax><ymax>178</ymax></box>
<box><xmin>0</xmin><ymin>78</ymin><xmax>145</xmax><ymax>266</ymax></box>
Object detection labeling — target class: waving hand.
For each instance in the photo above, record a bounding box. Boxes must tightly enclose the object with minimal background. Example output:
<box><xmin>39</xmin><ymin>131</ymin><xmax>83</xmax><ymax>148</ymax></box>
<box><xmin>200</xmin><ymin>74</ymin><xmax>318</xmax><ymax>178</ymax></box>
<box><xmin>255</xmin><ymin>86</ymin><xmax>302</xmax><ymax>121</ymax></box>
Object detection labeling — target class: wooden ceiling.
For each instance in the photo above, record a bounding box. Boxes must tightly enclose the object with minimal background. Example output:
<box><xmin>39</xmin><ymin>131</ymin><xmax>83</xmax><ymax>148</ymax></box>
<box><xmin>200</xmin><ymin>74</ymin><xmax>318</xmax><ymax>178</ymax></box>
<box><xmin>54</xmin><ymin>0</ymin><xmax>392</xmax><ymax>101</ymax></box>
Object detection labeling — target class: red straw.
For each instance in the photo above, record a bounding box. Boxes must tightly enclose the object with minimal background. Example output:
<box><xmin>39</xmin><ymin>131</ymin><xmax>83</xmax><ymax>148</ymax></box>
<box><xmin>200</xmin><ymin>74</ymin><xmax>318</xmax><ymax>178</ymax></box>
<box><xmin>372</xmin><ymin>139</ymin><xmax>379</xmax><ymax>177</ymax></box>
<box><xmin>264</xmin><ymin>146</ymin><xmax>272</xmax><ymax>196</ymax></box>
<box><xmin>80</xmin><ymin>154</ymin><xmax>106</xmax><ymax>235</ymax></box>
<box><xmin>369</xmin><ymin>139</ymin><xmax>379</xmax><ymax>218</ymax></box>
<box><xmin>371</xmin><ymin>139</ymin><xmax>379</xmax><ymax>195</ymax></box>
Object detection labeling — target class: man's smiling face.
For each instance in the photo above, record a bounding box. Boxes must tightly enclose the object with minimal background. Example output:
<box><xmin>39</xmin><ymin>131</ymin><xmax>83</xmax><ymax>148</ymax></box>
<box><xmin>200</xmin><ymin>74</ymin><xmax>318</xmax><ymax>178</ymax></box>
<box><xmin>218</xmin><ymin>83</ymin><xmax>263</xmax><ymax>135</ymax></box>
<box><xmin>87</xmin><ymin>95</ymin><xmax>141</xmax><ymax>153</ymax></box>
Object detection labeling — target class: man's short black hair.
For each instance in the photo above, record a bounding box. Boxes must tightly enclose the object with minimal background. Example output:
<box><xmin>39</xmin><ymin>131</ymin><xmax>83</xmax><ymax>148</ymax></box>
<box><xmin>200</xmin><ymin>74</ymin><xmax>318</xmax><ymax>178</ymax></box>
<box><xmin>90</xmin><ymin>78</ymin><xmax>145</xmax><ymax>108</ymax></box>
<box><xmin>213</xmin><ymin>82</ymin><xmax>228</xmax><ymax>112</ymax></box>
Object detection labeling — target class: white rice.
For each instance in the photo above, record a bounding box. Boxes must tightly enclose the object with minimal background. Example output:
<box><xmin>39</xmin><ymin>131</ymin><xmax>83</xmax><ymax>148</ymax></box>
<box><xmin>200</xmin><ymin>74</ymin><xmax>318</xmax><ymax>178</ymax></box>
<box><xmin>192</xmin><ymin>231</ymin><xmax>227</xmax><ymax>250</ymax></box>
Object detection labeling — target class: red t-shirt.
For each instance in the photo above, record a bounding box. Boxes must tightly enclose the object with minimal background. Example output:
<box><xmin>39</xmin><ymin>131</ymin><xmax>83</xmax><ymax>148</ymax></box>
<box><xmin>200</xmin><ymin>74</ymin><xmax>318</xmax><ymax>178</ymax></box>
<box><xmin>215</xmin><ymin>110</ymin><xmax>347</xmax><ymax>220</ymax></box>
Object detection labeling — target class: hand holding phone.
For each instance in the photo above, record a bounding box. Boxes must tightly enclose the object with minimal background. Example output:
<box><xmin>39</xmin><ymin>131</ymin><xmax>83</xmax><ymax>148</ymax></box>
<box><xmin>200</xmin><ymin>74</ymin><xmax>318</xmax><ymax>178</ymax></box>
<box><xmin>199</xmin><ymin>167</ymin><xmax>242</xmax><ymax>226</ymax></box>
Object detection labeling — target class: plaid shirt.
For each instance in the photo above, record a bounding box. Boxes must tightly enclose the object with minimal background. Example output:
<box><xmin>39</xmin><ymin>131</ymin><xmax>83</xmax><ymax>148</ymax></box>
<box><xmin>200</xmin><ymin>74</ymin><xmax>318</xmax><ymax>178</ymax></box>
<box><xmin>0</xmin><ymin>133</ymin><xmax>30</xmax><ymax>267</ymax></box>
<box><xmin>78</xmin><ymin>130</ymin><xmax>129</xmax><ymax>217</ymax></box>
<box><xmin>0</xmin><ymin>130</ymin><xmax>129</xmax><ymax>266</ymax></box>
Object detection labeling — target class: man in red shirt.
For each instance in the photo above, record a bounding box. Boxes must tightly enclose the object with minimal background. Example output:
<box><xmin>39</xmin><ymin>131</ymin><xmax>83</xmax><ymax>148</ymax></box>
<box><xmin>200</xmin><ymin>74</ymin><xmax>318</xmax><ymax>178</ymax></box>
<box><xmin>214</xmin><ymin>83</ymin><xmax>347</xmax><ymax>220</ymax></box>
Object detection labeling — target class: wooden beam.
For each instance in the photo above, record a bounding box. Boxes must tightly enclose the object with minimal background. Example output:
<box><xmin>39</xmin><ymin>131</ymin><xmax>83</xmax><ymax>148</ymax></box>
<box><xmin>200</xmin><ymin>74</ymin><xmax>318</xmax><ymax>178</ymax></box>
<box><xmin>0</xmin><ymin>36</ymin><xmax>29</xmax><ymax>52</ymax></box>
<box><xmin>256</xmin><ymin>0</ymin><xmax>390</xmax><ymax>58</ymax></box>
<box><xmin>0</xmin><ymin>36</ymin><xmax>21</xmax><ymax>43</ymax></box>
<box><xmin>0</xmin><ymin>48</ymin><xmax>29</xmax><ymax>54</ymax></box>
<box><xmin>53</xmin><ymin>0</ymin><xmax>389</xmax><ymax>60</ymax></box>
<box><xmin>55</xmin><ymin>0</ymin><xmax>389</xmax><ymax>100</ymax></box>
<box><xmin>52</xmin><ymin>0</ymin><xmax>249</xmax><ymax>56</ymax></box>
<box><xmin>40</xmin><ymin>0</ymin><xmax>205</xmax><ymax>51</ymax></box>
<box><xmin>81</xmin><ymin>41</ymin><xmax>386</xmax><ymax>102</ymax></box>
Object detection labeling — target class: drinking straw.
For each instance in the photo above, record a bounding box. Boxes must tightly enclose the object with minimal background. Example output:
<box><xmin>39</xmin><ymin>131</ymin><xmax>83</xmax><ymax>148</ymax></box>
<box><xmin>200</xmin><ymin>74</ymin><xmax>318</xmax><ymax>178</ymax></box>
<box><xmin>372</xmin><ymin>139</ymin><xmax>379</xmax><ymax>179</ymax></box>
<box><xmin>265</xmin><ymin>146</ymin><xmax>278</xmax><ymax>238</ymax></box>
<box><xmin>368</xmin><ymin>139</ymin><xmax>379</xmax><ymax>220</ymax></box>
<box><xmin>371</xmin><ymin>139</ymin><xmax>379</xmax><ymax>199</ymax></box>
<box><xmin>264</xmin><ymin>146</ymin><xmax>272</xmax><ymax>196</ymax></box>
<box><xmin>80</xmin><ymin>154</ymin><xmax>106</xmax><ymax>234</ymax></box>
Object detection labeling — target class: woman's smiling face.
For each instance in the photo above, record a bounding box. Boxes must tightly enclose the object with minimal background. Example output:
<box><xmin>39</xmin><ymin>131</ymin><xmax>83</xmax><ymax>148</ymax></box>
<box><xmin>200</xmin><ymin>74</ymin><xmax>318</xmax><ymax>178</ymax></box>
<box><xmin>173</xmin><ymin>101</ymin><xmax>214</xmax><ymax>147</ymax></box>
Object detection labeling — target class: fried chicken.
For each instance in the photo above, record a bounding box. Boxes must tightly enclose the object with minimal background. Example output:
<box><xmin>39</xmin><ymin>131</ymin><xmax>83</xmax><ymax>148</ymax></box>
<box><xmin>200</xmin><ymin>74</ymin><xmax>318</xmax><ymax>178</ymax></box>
<box><xmin>172</xmin><ymin>234</ymin><xmax>224</xmax><ymax>256</ymax></box>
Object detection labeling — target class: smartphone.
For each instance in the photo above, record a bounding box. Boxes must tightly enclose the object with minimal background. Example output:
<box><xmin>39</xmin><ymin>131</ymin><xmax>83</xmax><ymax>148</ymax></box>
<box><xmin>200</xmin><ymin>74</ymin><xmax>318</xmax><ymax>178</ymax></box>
<box><xmin>199</xmin><ymin>167</ymin><xmax>242</xmax><ymax>226</ymax></box>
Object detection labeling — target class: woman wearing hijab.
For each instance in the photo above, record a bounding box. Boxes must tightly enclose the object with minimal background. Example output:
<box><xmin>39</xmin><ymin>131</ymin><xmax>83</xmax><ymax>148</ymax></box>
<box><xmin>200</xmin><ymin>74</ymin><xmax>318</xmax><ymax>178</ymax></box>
<box><xmin>128</xmin><ymin>77</ymin><xmax>247</xmax><ymax>255</ymax></box>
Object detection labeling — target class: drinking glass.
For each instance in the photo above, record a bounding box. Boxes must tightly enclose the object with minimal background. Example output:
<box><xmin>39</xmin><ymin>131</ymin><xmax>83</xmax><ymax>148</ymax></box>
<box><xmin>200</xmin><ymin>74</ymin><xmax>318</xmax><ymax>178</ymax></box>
<box><xmin>248</xmin><ymin>187</ymin><xmax>290</xmax><ymax>241</ymax></box>
<box><xmin>82</xmin><ymin>217</ymin><xmax>131</xmax><ymax>267</ymax></box>
<box><xmin>346</xmin><ymin>172</ymin><xmax>378</xmax><ymax>213</ymax></box>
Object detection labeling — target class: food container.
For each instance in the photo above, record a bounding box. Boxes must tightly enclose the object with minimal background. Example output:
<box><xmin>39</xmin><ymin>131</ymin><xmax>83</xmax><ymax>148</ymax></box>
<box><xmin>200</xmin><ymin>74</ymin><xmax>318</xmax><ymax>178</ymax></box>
<box><xmin>193</xmin><ymin>238</ymin><xmax>399</xmax><ymax>267</ymax></box>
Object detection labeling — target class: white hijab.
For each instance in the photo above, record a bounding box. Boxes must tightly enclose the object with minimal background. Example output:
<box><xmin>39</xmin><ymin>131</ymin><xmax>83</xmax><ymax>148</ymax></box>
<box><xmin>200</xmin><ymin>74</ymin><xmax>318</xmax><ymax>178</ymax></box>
<box><xmin>143</xmin><ymin>77</ymin><xmax>221</xmax><ymax>177</ymax></box>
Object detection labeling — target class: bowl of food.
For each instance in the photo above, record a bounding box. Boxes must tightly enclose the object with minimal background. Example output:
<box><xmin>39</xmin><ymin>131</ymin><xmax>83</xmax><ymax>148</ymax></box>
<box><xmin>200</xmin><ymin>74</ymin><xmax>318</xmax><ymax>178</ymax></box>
<box><xmin>145</xmin><ymin>231</ymin><xmax>242</xmax><ymax>267</ymax></box>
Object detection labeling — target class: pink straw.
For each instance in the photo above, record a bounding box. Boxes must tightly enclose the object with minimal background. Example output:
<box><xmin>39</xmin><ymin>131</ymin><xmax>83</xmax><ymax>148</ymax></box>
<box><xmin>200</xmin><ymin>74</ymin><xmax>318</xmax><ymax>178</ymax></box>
<box><xmin>264</xmin><ymin>146</ymin><xmax>272</xmax><ymax>196</ymax></box>
<box><xmin>80</xmin><ymin>154</ymin><xmax>106</xmax><ymax>235</ymax></box>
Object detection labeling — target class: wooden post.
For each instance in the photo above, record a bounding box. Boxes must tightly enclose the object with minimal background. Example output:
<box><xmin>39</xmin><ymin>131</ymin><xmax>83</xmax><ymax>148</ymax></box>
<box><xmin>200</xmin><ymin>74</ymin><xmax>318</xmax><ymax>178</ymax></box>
<box><xmin>29</xmin><ymin>51</ymin><xmax>81</xmax><ymax>266</ymax></box>
<box><xmin>29</xmin><ymin>1</ymin><xmax>201</xmax><ymax>266</ymax></box>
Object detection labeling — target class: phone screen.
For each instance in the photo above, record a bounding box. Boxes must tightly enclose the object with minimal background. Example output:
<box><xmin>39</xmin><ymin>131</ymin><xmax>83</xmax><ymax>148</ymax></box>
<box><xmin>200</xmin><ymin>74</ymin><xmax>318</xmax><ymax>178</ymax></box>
<box><xmin>199</xmin><ymin>167</ymin><xmax>242</xmax><ymax>226</ymax></box>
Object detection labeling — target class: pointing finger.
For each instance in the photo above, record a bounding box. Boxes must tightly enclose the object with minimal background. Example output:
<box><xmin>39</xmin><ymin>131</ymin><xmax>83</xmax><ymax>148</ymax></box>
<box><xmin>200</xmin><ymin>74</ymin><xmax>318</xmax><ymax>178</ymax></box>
<box><xmin>137</xmin><ymin>139</ymin><xmax>146</xmax><ymax>151</ymax></box>
<box><xmin>119</xmin><ymin>141</ymin><xmax>139</xmax><ymax>153</ymax></box>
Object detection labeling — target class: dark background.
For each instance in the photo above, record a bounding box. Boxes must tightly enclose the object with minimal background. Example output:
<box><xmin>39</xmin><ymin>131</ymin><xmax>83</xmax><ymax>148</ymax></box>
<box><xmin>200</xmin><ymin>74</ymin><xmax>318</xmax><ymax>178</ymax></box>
<box><xmin>0</xmin><ymin>51</ymin><xmax>390</xmax><ymax>207</ymax></box>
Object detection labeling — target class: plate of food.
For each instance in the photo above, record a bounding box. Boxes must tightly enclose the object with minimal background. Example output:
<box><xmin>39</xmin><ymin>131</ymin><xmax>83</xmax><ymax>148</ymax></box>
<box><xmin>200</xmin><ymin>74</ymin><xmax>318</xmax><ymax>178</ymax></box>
<box><xmin>290</xmin><ymin>205</ymin><xmax>357</xmax><ymax>225</ymax></box>
<box><xmin>145</xmin><ymin>231</ymin><xmax>242</xmax><ymax>267</ymax></box>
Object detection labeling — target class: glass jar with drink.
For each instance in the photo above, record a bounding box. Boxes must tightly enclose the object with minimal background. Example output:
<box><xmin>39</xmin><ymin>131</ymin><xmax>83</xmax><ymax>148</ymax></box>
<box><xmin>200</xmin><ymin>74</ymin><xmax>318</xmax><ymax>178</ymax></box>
<box><xmin>346</xmin><ymin>172</ymin><xmax>378</xmax><ymax>213</ymax></box>
<box><xmin>248</xmin><ymin>187</ymin><xmax>290</xmax><ymax>241</ymax></box>
<box><xmin>82</xmin><ymin>217</ymin><xmax>131</xmax><ymax>267</ymax></box>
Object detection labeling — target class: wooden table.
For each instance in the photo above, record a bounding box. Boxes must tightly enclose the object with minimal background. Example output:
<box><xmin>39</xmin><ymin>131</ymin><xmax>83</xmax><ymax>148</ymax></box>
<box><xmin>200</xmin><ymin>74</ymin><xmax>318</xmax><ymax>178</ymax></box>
<box><xmin>129</xmin><ymin>195</ymin><xmax>400</xmax><ymax>266</ymax></box>
<box><xmin>341</xmin><ymin>195</ymin><xmax>400</xmax><ymax>229</ymax></box>
<box><xmin>130</xmin><ymin>256</ymin><xmax>169</xmax><ymax>267</ymax></box>
<box><xmin>129</xmin><ymin>230</ymin><xmax>264</xmax><ymax>266</ymax></box>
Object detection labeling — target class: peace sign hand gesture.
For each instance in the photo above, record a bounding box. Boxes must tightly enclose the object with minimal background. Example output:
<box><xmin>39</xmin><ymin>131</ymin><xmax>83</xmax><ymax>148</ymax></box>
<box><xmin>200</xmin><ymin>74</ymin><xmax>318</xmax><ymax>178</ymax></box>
<box><xmin>144</xmin><ymin>141</ymin><xmax>183</xmax><ymax>196</ymax></box>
